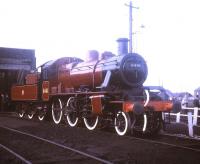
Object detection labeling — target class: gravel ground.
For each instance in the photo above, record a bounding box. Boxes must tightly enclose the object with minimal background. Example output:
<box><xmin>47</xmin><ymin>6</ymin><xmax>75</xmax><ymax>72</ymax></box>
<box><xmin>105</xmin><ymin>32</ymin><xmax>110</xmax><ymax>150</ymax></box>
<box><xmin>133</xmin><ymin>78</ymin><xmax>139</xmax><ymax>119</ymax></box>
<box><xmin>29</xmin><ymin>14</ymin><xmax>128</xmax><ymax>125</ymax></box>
<box><xmin>0</xmin><ymin>148</ymin><xmax>22</xmax><ymax>164</ymax></box>
<box><xmin>0</xmin><ymin>116</ymin><xmax>200</xmax><ymax>164</ymax></box>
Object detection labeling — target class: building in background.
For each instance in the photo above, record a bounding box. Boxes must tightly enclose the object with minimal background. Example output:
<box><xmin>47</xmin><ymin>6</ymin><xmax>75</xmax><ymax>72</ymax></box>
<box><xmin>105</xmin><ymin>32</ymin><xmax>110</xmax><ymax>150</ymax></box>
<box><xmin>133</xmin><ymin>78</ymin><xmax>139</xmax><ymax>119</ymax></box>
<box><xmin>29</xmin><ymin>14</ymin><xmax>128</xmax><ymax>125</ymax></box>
<box><xmin>0</xmin><ymin>47</ymin><xmax>35</xmax><ymax>111</ymax></box>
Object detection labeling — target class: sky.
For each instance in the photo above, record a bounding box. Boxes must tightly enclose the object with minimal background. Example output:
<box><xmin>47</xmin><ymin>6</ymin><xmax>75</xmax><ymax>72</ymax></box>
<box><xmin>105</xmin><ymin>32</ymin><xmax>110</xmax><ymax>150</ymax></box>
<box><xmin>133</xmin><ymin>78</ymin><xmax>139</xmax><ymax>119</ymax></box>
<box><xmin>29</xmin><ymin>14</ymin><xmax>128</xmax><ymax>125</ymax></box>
<box><xmin>0</xmin><ymin>0</ymin><xmax>200</xmax><ymax>93</ymax></box>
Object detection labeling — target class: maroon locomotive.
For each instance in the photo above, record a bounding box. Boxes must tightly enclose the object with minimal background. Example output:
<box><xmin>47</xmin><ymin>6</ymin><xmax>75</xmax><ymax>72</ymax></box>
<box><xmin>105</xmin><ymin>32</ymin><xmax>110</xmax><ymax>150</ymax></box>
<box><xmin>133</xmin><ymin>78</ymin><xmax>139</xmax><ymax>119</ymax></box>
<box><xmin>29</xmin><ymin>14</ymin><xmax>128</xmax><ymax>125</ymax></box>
<box><xmin>11</xmin><ymin>39</ymin><xmax>179</xmax><ymax>136</ymax></box>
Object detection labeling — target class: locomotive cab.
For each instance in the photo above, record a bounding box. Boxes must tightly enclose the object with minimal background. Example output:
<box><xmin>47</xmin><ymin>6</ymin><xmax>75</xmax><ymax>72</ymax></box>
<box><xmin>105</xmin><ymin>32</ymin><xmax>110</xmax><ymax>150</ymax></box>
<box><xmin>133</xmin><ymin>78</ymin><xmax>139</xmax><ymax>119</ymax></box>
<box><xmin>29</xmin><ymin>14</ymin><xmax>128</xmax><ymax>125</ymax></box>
<box><xmin>70</xmin><ymin>50</ymin><xmax>101</xmax><ymax>91</ymax></box>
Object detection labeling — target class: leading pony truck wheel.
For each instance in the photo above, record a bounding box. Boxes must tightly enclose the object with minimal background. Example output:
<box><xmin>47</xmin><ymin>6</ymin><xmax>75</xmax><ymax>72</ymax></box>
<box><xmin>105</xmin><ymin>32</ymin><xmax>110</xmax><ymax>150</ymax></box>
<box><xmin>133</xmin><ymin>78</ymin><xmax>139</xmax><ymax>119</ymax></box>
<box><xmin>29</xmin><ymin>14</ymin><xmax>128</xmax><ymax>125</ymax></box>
<box><xmin>114</xmin><ymin>111</ymin><xmax>131</xmax><ymax>136</ymax></box>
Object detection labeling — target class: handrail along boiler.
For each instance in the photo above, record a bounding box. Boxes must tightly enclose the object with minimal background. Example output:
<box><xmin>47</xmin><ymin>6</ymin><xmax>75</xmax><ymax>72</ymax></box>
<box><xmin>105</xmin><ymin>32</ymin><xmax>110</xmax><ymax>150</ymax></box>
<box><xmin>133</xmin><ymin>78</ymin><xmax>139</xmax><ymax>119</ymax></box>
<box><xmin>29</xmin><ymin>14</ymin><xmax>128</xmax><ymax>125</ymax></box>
<box><xmin>11</xmin><ymin>39</ymin><xmax>178</xmax><ymax>136</ymax></box>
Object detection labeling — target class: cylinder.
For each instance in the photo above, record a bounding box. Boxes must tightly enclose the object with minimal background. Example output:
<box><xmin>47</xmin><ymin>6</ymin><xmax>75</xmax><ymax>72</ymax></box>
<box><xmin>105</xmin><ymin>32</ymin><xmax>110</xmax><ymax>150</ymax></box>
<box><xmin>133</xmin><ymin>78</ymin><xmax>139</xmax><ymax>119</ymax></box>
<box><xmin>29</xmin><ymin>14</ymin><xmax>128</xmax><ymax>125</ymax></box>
<box><xmin>116</xmin><ymin>38</ymin><xmax>129</xmax><ymax>55</ymax></box>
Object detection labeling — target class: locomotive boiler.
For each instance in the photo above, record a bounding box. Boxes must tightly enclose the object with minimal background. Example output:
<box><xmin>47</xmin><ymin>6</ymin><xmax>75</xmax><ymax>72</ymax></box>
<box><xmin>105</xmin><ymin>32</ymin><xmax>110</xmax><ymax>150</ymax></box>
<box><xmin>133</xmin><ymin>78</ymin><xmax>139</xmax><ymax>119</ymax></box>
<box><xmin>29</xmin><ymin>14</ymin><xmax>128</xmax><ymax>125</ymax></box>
<box><xmin>69</xmin><ymin>50</ymin><xmax>148</xmax><ymax>90</ymax></box>
<box><xmin>11</xmin><ymin>38</ymin><xmax>177</xmax><ymax>136</ymax></box>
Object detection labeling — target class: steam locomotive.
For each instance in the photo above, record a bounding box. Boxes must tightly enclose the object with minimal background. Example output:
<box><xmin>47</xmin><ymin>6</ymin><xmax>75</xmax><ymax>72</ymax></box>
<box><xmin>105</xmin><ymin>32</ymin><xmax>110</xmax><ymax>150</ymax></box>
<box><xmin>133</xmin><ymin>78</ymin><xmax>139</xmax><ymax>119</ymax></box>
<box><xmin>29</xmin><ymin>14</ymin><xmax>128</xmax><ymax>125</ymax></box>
<box><xmin>11</xmin><ymin>38</ymin><xmax>178</xmax><ymax>136</ymax></box>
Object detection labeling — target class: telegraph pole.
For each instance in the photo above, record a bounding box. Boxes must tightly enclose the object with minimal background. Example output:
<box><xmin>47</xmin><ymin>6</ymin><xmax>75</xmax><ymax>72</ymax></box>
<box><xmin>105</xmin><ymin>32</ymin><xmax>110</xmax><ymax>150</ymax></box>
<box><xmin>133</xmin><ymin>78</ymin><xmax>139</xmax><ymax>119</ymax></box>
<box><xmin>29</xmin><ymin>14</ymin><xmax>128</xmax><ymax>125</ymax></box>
<box><xmin>129</xmin><ymin>1</ymin><xmax>133</xmax><ymax>53</ymax></box>
<box><xmin>125</xmin><ymin>1</ymin><xmax>139</xmax><ymax>53</ymax></box>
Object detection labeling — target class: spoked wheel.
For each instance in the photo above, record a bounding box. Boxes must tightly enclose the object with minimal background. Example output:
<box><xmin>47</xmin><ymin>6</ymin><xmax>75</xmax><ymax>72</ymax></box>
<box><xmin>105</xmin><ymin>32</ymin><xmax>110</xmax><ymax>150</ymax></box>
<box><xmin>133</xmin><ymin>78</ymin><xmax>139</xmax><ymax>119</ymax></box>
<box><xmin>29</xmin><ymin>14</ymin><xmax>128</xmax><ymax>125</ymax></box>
<box><xmin>18</xmin><ymin>110</ymin><xmax>25</xmax><ymax>118</ymax></box>
<box><xmin>131</xmin><ymin>113</ymin><xmax>147</xmax><ymax>133</ymax></box>
<box><xmin>142</xmin><ymin>113</ymin><xmax>147</xmax><ymax>132</ymax></box>
<box><xmin>52</xmin><ymin>98</ymin><xmax>63</xmax><ymax>124</ymax></box>
<box><xmin>114</xmin><ymin>111</ymin><xmax>131</xmax><ymax>136</ymax></box>
<box><xmin>145</xmin><ymin>112</ymin><xmax>162</xmax><ymax>135</ymax></box>
<box><xmin>83</xmin><ymin>116</ymin><xmax>99</xmax><ymax>131</ymax></box>
<box><xmin>65</xmin><ymin>97</ymin><xmax>79</xmax><ymax>127</ymax></box>
<box><xmin>17</xmin><ymin>104</ymin><xmax>26</xmax><ymax>118</ymax></box>
<box><xmin>132</xmin><ymin>112</ymin><xmax>162</xmax><ymax>136</ymax></box>
<box><xmin>27</xmin><ymin>113</ymin><xmax>34</xmax><ymax>119</ymax></box>
<box><xmin>38</xmin><ymin>110</ymin><xmax>46</xmax><ymax>121</ymax></box>
<box><xmin>38</xmin><ymin>114</ymin><xmax>45</xmax><ymax>121</ymax></box>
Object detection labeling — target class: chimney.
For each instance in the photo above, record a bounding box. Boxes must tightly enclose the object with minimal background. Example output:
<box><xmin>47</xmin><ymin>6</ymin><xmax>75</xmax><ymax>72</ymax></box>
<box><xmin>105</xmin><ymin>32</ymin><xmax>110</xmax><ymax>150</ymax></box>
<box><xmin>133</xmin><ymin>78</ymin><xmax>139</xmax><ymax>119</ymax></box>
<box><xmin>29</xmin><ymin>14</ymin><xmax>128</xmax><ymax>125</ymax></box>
<box><xmin>116</xmin><ymin>38</ymin><xmax>129</xmax><ymax>55</ymax></box>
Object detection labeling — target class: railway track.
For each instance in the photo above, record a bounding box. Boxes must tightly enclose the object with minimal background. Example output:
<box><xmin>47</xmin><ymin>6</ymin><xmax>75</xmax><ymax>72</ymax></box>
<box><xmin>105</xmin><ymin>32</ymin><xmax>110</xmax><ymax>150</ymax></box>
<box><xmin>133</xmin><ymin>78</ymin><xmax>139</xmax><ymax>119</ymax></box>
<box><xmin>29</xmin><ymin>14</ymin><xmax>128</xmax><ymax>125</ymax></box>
<box><xmin>0</xmin><ymin>143</ymin><xmax>32</xmax><ymax>164</ymax></box>
<box><xmin>97</xmin><ymin>123</ymin><xmax>200</xmax><ymax>155</ymax></box>
<box><xmin>2</xmin><ymin>112</ymin><xmax>200</xmax><ymax>139</ymax></box>
<box><xmin>1</xmin><ymin>112</ymin><xmax>200</xmax><ymax>143</ymax></box>
<box><xmin>1</xmin><ymin>112</ymin><xmax>200</xmax><ymax>163</ymax></box>
<box><xmin>0</xmin><ymin>125</ymin><xmax>112</xmax><ymax>164</ymax></box>
<box><xmin>125</xmin><ymin>133</ymin><xmax>200</xmax><ymax>153</ymax></box>
<box><xmin>0</xmin><ymin>112</ymin><xmax>17</xmax><ymax>116</ymax></box>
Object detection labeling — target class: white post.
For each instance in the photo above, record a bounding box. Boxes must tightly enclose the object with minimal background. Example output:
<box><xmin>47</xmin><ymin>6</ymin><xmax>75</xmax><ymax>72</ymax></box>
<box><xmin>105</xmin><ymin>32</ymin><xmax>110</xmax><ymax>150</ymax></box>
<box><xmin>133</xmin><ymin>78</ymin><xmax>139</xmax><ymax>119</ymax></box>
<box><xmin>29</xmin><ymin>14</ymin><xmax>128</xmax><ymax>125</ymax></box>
<box><xmin>187</xmin><ymin>112</ymin><xmax>193</xmax><ymax>137</ymax></box>
<box><xmin>176</xmin><ymin>112</ymin><xmax>181</xmax><ymax>123</ymax></box>
<box><xmin>193</xmin><ymin>107</ymin><xmax>198</xmax><ymax>126</ymax></box>
<box><xmin>162</xmin><ymin>112</ymin><xmax>165</xmax><ymax>121</ymax></box>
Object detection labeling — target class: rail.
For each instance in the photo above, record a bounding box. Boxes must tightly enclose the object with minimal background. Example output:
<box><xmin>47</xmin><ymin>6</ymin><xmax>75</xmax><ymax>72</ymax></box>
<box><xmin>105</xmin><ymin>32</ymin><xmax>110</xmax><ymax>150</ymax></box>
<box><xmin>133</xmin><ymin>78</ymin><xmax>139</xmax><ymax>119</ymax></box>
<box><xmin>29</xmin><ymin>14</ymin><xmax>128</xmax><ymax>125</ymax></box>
<box><xmin>0</xmin><ymin>125</ymin><xmax>113</xmax><ymax>164</ymax></box>
<box><xmin>0</xmin><ymin>143</ymin><xmax>32</xmax><ymax>164</ymax></box>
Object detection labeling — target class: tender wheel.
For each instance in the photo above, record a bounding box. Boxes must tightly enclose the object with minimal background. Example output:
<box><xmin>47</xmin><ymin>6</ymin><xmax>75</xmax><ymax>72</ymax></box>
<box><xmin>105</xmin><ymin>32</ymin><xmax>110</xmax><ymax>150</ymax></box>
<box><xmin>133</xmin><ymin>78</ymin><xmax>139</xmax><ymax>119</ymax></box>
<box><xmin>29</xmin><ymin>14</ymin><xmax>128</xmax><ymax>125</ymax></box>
<box><xmin>52</xmin><ymin>98</ymin><xmax>63</xmax><ymax>124</ymax></box>
<box><xmin>114</xmin><ymin>111</ymin><xmax>131</xmax><ymax>136</ymax></box>
<box><xmin>17</xmin><ymin>104</ymin><xmax>25</xmax><ymax>118</ymax></box>
<box><xmin>19</xmin><ymin>110</ymin><xmax>25</xmax><ymax>118</ymax></box>
<box><xmin>83</xmin><ymin>116</ymin><xmax>99</xmax><ymax>130</ymax></box>
<box><xmin>38</xmin><ymin>115</ymin><xmax>45</xmax><ymax>121</ymax></box>
<box><xmin>65</xmin><ymin>97</ymin><xmax>79</xmax><ymax>127</ymax></box>
<box><xmin>38</xmin><ymin>110</ymin><xmax>46</xmax><ymax>121</ymax></box>
<box><xmin>28</xmin><ymin>113</ymin><xmax>34</xmax><ymax>119</ymax></box>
